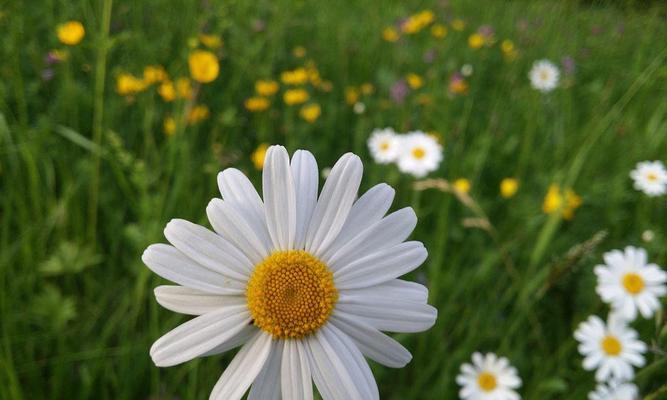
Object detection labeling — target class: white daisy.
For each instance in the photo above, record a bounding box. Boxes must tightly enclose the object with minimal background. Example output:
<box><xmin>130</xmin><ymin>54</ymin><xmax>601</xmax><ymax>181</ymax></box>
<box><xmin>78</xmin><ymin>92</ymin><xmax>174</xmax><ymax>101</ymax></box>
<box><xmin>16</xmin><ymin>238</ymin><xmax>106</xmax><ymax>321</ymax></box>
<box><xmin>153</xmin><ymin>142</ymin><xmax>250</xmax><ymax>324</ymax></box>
<box><xmin>396</xmin><ymin>131</ymin><xmax>443</xmax><ymax>178</ymax></box>
<box><xmin>143</xmin><ymin>145</ymin><xmax>437</xmax><ymax>400</ymax></box>
<box><xmin>574</xmin><ymin>315</ymin><xmax>646</xmax><ymax>382</ymax></box>
<box><xmin>595</xmin><ymin>246</ymin><xmax>666</xmax><ymax>321</ymax></box>
<box><xmin>367</xmin><ymin>128</ymin><xmax>400</xmax><ymax>164</ymax></box>
<box><xmin>589</xmin><ymin>381</ymin><xmax>639</xmax><ymax>400</ymax></box>
<box><xmin>529</xmin><ymin>59</ymin><xmax>560</xmax><ymax>92</ymax></box>
<box><xmin>630</xmin><ymin>160</ymin><xmax>667</xmax><ymax>197</ymax></box>
<box><xmin>456</xmin><ymin>352</ymin><xmax>522</xmax><ymax>400</ymax></box>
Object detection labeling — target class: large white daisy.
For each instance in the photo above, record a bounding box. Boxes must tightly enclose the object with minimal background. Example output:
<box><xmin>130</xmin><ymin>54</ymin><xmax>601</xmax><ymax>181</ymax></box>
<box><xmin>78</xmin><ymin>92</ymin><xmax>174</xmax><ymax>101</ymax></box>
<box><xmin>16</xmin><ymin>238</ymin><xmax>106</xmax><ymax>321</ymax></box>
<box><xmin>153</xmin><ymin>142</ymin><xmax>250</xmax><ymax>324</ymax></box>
<box><xmin>595</xmin><ymin>246</ymin><xmax>666</xmax><ymax>321</ymax></box>
<box><xmin>396</xmin><ymin>131</ymin><xmax>443</xmax><ymax>178</ymax></box>
<box><xmin>574</xmin><ymin>315</ymin><xmax>646</xmax><ymax>382</ymax></box>
<box><xmin>367</xmin><ymin>127</ymin><xmax>400</xmax><ymax>164</ymax></box>
<box><xmin>588</xmin><ymin>381</ymin><xmax>639</xmax><ymax>400</ymax></box>
<box><xmin>456</xmin><ymin>352</ymin><xmax>522</xmax><ymax>400</ymax></box>
<box><xmin>529</xmin><ymin>59</ymin><xmax>560</xmax><ymax>93</ymax></box>
<box><xmin>142</xmin><ymin>145</ymin><xmax>437</xmax><ymax>400</ymax></box>
<box><xmin>630</xmin><ymin>160</ymin><xmax>667</xmax><ymax>197</ymax></box>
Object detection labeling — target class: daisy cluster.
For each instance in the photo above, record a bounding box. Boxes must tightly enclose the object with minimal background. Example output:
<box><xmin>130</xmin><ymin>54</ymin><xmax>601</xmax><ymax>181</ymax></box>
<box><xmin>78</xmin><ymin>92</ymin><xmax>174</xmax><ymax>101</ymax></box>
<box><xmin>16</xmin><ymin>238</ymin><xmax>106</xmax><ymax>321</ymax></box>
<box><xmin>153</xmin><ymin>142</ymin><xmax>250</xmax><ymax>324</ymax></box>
<box><xmin>574</xmin><ymin>246</ymin><xmax>666</xmax><ymax>399</ymax></box>
<box><xmin>367</xmin><ymin>128</ymin><xmax>444</xmax><ymax>178</ymax></box>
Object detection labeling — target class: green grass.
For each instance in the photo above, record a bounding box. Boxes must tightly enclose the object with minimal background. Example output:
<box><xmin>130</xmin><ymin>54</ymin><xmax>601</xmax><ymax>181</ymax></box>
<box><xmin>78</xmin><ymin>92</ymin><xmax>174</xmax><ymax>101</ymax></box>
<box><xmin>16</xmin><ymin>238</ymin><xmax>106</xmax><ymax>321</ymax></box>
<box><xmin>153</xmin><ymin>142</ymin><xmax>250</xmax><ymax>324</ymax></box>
<box><xmin>1</xmin><ymin>0</ymin><xmax>667</xmax><ymax>399</ymax></box>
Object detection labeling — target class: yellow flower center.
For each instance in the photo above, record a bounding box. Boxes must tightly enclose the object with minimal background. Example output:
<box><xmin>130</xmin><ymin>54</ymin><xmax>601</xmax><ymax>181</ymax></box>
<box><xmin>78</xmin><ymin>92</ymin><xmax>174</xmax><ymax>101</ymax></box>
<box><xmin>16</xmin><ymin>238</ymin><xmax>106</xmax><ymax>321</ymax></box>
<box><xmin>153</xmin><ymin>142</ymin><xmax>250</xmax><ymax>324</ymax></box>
<box><xmin>380</xmin><ymin>141</ymin><xmax>390</xmax><ymax>151</ymax></box>
<box><xmin>412</xmin><ymin>147</ymin><xmax>426</xmax><ymax>159</ymax></box>
<box><xmin>621</xmin><ymin>273</ymin><xmax>645</xmax><ymax>295</ymax></box>
<box><xmin>601</xmin><ymin>335</ymin><xmax>622</xmax><ymax>356</ymax></box>
<box><xmin>539</xmin><ymin>70</ymin><xmax>550</xmax><ymax>81</ymax></box>
<box><xmin>646</xmin><ymin>172</ymin><xmax>658</xmax><ymax>182</ymax></box>
<box><xmin>477</xmin><ymin>372</ymin><xmax>497</xmax><ymax>392</ymax></box>
<box><xmin>246</xmin><ymin>250</ymin><xmax>337</xmax><ymax>339</ymax></box>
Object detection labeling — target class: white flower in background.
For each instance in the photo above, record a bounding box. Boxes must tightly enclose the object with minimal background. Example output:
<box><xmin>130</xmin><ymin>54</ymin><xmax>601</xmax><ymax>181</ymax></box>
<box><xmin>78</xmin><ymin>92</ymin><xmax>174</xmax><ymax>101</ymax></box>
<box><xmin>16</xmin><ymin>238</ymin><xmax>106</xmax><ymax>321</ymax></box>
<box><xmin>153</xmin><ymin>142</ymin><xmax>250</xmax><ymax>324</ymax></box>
<box><xmin>143</xmin><ymin>145</ymin><xmax>437</xmax><ymax>400</ymax></box>
<box><xmin>574</xmin><ymin>315</ymin><xmax>646</xmax><ymax>382</ymax></box>
<box><xmin>630</xmin><ymin>160</ymin><xmax>667</xmax><ymax>197</ymax></box>
<box><xmin>529</xmin><ymin>59</ymin><xmax>560</xmax><ymax>92</ymax></box>
<box><xmin>456</xmin><ymin>352</ymin><xmax>522</xmax><ymax>400</ymax></box>
<box><xmin>353</xmin><ymin>102</ymin><xmax>366</xmax><ymax>114</ymax></box>
<box><xmin>368</xmin><ymin>128</ymin><xmax>401</xmax><ymax>164</ymax></box>
<box><xmin>641</xmin><ymin>230</ymin><xmax>654</xmax><ymax>243</ymax></box>
<box><xmin>397</xmin><ymin>131</ymin><xmax>443</xmax><ymax>178</ymax></box>
<box><xmin>588</xmin><ymin>381</ymin><xmax>639</xmax><ymax>400</ymax></box>
<box><xmin>595</xmin><ymin>246</ymin><xmax>666</xmax><ymax>320</ymax></box>
<box><xmin>461</xmin><ymin>64</ymin><xmax>474</xmax><ymax>77</ymax></box>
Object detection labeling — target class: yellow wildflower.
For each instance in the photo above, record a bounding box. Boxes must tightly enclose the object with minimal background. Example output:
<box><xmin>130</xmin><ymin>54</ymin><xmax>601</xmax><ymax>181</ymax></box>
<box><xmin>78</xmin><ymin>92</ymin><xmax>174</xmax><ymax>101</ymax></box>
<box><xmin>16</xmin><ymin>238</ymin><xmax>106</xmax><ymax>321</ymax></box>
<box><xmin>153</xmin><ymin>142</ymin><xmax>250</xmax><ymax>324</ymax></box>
<box><xmin>292</xmin><ymin>46</ymin><xmax>306</xmax><ymax>58</ymax></box>
<box><xmin>187</xmin><ymin>105</ymin><xmax>210</xmax><ymax>124</ymax></box>
<box><xmin>406</xmin><ymin>73</ymin><xmax>424</xmax><ymax>89</ymax></box>
<box><xmin>431</xmin><ymin>24</ymin><xmax>447</xmax><ymax>39</ymax></box>
<box><xmin>345</xmin><ymin>87</ymin><xmax>359</xmax><ymax>105</ymax></box>
<box><xmin>283</xmin><ymin>89</ymin><xmax>309</xmax><ymax>105</ymax></box>
<box><xmin>57</xmin><ymin>21</ymin><xmax>85</xmax><ymax>46</ymax></box>
<box><xmin>116</xmin><ymin>73</ymin><xmax>147</xmax><ymax>96</ymax></box>
<box><xmin>563</xmin><ymin>190</ymin><xmax>583</xmax><ymax>220</ymax></box>
<box><xmin>255</xmin><ymin>80</ymin><xmax>279</xmax><ymax>97</ymax></box>
<box><xmin>143</xmin><ymin>65</ymin><xmax>168</xmax><ymax>85</ymax></box>
<box><xmin>188</xmin><ymin>50</ymin><xmax>219</xmax><ymax>83</ymax></box>
<box><xmin>382</xmin><ymin>27</ymin><xmax>400</xmax><ymax>42</ymax></box>
<box><xmin>501</xmin><ymin>39</ymin><xmax>518</xmax><ymax>61</ymax></box>
<box><xmin>449</xmin><ymin>78</ymin><xmax>469</xmax><ymax>95</ymax></box>
<box><xmin>157</xmin><ymin>81</ymin><xmax>176</xmax><ymax>102</ymax></box>
<box><xmin>468</xmin><ymin>33</ymin><xmax>485</xmax><ymax>49</ymax></box>
<box><xmin>299</xmin><ymin>103</ymin><xmax>321</xmax><ymax>123</ymax></box>
<box><xmin>453</xmin><ymin>178</ymin><xmax>471</xmax><ymax>194</ymax></box>
<box><xmin>280</xmin><ymin>68</ymin><xmax>309</xmax><ymax>85</ymax></box>
<box><xmin>500</xmin><ymin>178</ymin><xmax>519</xmax><ymax>198</ymax></box>
<box><xmin>244</xmin><ymin>97</ymin><xmax>270</xmax><ymax>112</ymax></box>
<box><xmin>175</xmin><ymin>77</ymin><xmax>194</xmax><ymax>99</ymax></box>
<box><xmin>360</xmin><ymin>83</ymin><xmax>375</xmax><ymax>95</ymax></box>
<box><xmin>543</xmin><ymin>184</ymin><xmax>582</xmax><ymax>219</ymax></box>
<box><xmin>163</xmin><ymin>117</ymin><xmax>176</xmax><ymax>136</ymax></box>
<box><xmin>199</xmin><ymin>33</ymin><xmax>223</xmax><ymax>49</ymax></box>
<box><xmin>251</xmin><ymin>143</ymin><xmax>269</xmax><ymax>170</ymax></box>
<box><xmin>451</xmin><ymin>19</ymin><xmax>465</xmax><ymax>31</ymax></box>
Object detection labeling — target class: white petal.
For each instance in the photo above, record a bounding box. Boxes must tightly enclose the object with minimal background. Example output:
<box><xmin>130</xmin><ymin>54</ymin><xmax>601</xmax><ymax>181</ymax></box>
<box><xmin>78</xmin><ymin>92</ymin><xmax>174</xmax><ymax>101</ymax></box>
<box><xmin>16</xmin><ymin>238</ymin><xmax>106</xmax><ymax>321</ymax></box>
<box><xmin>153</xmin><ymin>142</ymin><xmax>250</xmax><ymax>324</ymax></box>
<box><xmin>206</xmin><ymin>199</ymin><xmax>271</xmax><ymax>264</ymax></box>
<box><xmin>281</xmin><ymin>340</ymin><xmax>314</xmax><ymax>400</ymax></box>
<box><xmin>142</xmin><ymin>244</ymin><xmax>245</xmax><ymax>294</ymax></box>
<box><xmin>217</xmin><ymin>168</ymin><xmax>265</xmax><ymax>230</ymax></box>
<box><xmin>209</xmin><ymin>331</ymin><xmax>273</xmax><ymax>400</ymax></box>
<box><xmin>263</xmin><ymin>145</ymin><xmax>297</xmax><ymax>251</ymax></box>
<box><xmin>150</xmin><ymin>305</ymin><xmax>251</xmax><ymax>367</ymax></box>
<box><xmin>336</xmin><ymin>299</ymin><xmax>437</xmax><ymax>333</ymax></box>
<box><xmin>248</xmin><ymin>339</ymin><xmax>283</xmax><ymax>400</ymax></box>
<box><xmin>334</xmin><ymin>241</ymin><xmax>428</xmax><ymax>289</ymax></box>
<box><xmin>164</xmin><ymin>219</ymin><xmax>252</xmax><ymax>281</ymax></box>
<box><xmin>305</xmin><ymin>153</ymin><xmax>363</xmax><ymax>256</ymax></box>
<box><xmin>154</xmin><ymin>285</ymin><xmax>244</xmax><ymax>315</ymax></box>
<box><xmin>330</xmin><ymin>313</ymin><xmax>412</xmax><ymax>368</ymax></box>
<box><xmin>291</xmin><ymin>150</ymin><xmax>319</xmax><ymax>250</ymax></box>
<box><xmin>325</xmin><ymin>207</ymin><xmax>417</xmax><ymax>270</ymax></box>
<box><xmin>202</xmin><ymin>324</ymin><xmax>257</xmax><ymax>356</ymax></box>
<box><xmin>339</xmin><ymin>279</ymin><xmax>429</xmax><ymax>304</ymax></box>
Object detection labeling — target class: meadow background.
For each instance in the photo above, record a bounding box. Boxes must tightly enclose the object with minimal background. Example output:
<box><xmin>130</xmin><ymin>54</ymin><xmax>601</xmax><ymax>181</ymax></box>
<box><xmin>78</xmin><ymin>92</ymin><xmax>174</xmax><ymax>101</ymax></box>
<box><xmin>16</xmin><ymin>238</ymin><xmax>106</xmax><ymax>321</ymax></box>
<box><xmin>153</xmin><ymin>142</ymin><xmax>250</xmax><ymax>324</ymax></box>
<box><xmin>1</xmin><ymin>0</ymin><xmax>667</xmax><ymax>398</ymax></box>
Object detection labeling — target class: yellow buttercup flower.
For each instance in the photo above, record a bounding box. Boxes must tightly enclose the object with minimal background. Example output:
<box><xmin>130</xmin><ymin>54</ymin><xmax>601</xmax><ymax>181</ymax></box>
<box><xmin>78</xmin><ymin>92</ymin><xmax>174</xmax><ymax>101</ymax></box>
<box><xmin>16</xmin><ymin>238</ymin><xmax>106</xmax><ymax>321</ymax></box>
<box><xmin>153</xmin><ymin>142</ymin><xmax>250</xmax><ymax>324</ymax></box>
<box><xmin>157</xmin><ymin>81</ymin><xmax>176</xmax><ymax>102</ymax></box>
<box><xmin>255</xmin><ymin>80</ymin><xmax>279</xmax><ymax>97</ymax></box>
<box><xmin>280</xmin><ymin>68</ymin><xmax>308</xmax><ymax>85</ymax></box>
<box><xmin>143</xmin><ymin>65</ymin><xmax>168</xmax><ymax>85</ymax></box>
<box><xmin>431</xmin><ymin>24</ymin><xmax>448</xmax><ymax>39</ymax></box>
<box><xmin>175</xmin><ymin>77</ymin><xmax>194</xmax><ymax>99</ymax></box>
<box><xmin>251</xmin><ymin>143</ymin><xmax>269</xmax><ymax>170</ymax></box>
<box><xmin>453</xmin><ymin>178</ymin><xmax>471</xmax><ymax>194</ymax></box>
<box><xmin>360</xmin><ymin>83</ymin><xmax>375</xmax><ymax>95</ymax></box>
<box><xmin>187</xmin><ymin>105</ymin><xmax>210</xmax><ymax>124</ymax></box>
<box><xmin>345</xmin><ymin>87</ymin><xmax>359</xmax><ymax>105</ymax></box>
<box><xmin>451</xmin><ymin>19</ymin><xmax>465</xmax><ymax>31</ymax></box>
<box><xmin>500</xmin><ymin>178</ymin><xmax>519</xmax><ymax>198</ymax></box>
<box><xmin>283</xmin><ymin>89</ymin><xmax>309</xmax><ymax>105</ymax></box>
<box><xmin>543</xmin><ymin>184</ymin><xmax>582</xmax><ymax>220</ymax></box>
<box><xmin>198</xmin><ymin>33</ymin><xmax>223</xmax><ymax>49</ymax></box>
<box><xmin>563</xmin><ymin>189</ymin><xmax>582</xmax><ymax>220</ymax></box>
<box><xmin>57</xmin><ymin>21</ymin><xmax>85</xmax><ymax>46</ymax></box>
<box><xmin>188</xmin><ymin>50</ymin><xmax>219</xmax><ymax>83</ymax></box>
<box><xmin>299</xmin><ymin>103</ymin><xmax>321</xmax><ymax>123</ymax></box>
<box><xmin>244</xmin><ymin>97</ymin><xmax>270</xmax><ymax>112</ymax></box>
<box><xmin>116</xmin><ymin>73</ymin><xmax>147</xmax><ymax>96</ymax></box>
<box><xmin>382</xmin><ymin>27</ymin><xmax>400</xmax><ymax>42</ymax></box>
<box><xmin>501</xmin><ymin>39</ymin><xmax>518</xmax><ymax>61</ymax></box>
<box><xmin>468</xmin><ymin>33</ymin><xmax>485</xmax><ymax>49</ymax></box>
<box><xmin>163</xmin><ymin>117</ymin><xmax>176</xmax><ymax>136</ymax></box>
<box><xmin>406</xmin><ymin>73</ymin><xmax>424</xmax><ymax>89</ymax></box>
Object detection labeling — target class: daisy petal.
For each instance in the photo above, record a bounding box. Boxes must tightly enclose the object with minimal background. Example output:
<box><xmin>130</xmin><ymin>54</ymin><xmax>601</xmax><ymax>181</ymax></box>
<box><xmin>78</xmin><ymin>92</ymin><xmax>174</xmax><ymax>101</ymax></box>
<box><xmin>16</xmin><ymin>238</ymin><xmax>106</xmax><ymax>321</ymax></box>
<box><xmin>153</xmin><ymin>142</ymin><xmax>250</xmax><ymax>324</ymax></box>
<box><xmin>202</xmin><ymin>324</ymin><xmax>256</xmax><ymax>356</ymax></box>
<box><xmin>336</xmin><ymin>299</ymin><xmax>437</xmax><ymax>333</ymax></box>
<box><xmin>210</xmin><ymin>331</ymin><xmax>273</xmax><ymax>400</ymax></box>
<box><xmin>263</xmin><ymin>145</ymin><xmax>297</xmax><ymax>251</ymax></box>
<box><xmin>248</xmin><ymin>340</ymin><xmax>283</xmax><ymax>400</ymax></box>
<box><xmin>291</xmin><ymin>150</ymin><xmax>319</xmax><ymax>250</ymax></box>
<box><xmin>330</xmin><ymin>313</ymin><xmax>412</xmax><ymax>368</ymax></box>
<box><xmin>281</xmin><ymin>340</ymin><xmax>314</xmax><ymax>400</ymax></box>
<box><xmin>217</xmin><ymin>168</ymin><xmax>265</xmax><ymax>229</ymax></box>
<box><xmin>142</xmin><ymin>244</ymin><xmax>245</xmax><ymax>294</ymax></box>
<box><xmin>154</xmin><ymin>285</ymin><xmax>244</xmax><ymax>315</ymax></box>
<box><xmin>150</xmin><ymin>305</ymin><xmax>251</xmax><ymax>367</ymax></box>
<box><xmin>305</xmin><ymin>153</ymin><xmax>363</xmax><ymax>257</ymax></box>
<box><xmin>339</xmin><ymin>279</ymin><xmax>429</xmax><ymax>304</ymax></box>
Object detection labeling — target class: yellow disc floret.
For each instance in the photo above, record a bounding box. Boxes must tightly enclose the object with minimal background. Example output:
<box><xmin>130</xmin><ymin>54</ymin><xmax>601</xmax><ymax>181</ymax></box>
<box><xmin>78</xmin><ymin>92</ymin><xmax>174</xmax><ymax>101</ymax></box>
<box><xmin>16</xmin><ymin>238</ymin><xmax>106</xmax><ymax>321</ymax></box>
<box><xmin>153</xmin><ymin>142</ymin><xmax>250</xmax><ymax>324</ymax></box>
<box><xmin>246</xmin><ymin>250</ymin><xmax>337</xmax><ymax>339</ymax></box>
<box><xmin>622</xmin><ymin>273</ymin><xmax>645</xmax><ymax>295</ymax></box>
<box><xmin>601</xmin><ymin>335</ymin><xmax>622</xmax><ymax>356</ymax></box>
<box><xmin>477</xmin><ymin>372</ymin><xmax>497</xmax><ymax>392</ymax></box>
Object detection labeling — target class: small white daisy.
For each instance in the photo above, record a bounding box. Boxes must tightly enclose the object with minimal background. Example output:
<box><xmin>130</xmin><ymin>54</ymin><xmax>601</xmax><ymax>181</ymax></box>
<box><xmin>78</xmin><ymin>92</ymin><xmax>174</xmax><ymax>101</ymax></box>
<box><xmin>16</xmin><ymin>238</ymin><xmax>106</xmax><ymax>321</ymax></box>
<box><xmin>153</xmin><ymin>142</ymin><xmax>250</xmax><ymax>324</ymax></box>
<box><xmin>529</xmin><ymin>59</ymin><xmax>560</xmax><ymax>92</ymax></box>
<box><xmin>574</xmin><ymin>315</ymin><xmax>646</xmax><ymax>382</ymax></box>
<box><xmin>630</xmin><ymin>160</ymin><xmax>667</xmax><ymax>197</ymax></box>
<box><xmin>367</xmin><ymin>128</ymin><xmax>400</xmax><ymax>164</ymax></box>
<box><xmin>143</xmin><ymin>145</ymin><xmax>437</xmax><ymax>400</ymax></box>
<box><xmin>589</xmin><ymin>381</ymin><xmax>639</xmax><ymax>400</ymax></box>
<box><xmin>456</xmin><ymin>352</ymin><xmax>522</xmax><ymax>400</ymax></box>
<box><xmin>595</xmin><ymin>246</ymin><xmax>666</xmax><ymax>321</ymax></box>
<box><xmin>396</xmin><ymin>131</ymin><xmax>443</xmax><ymax>178</ymax></box>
